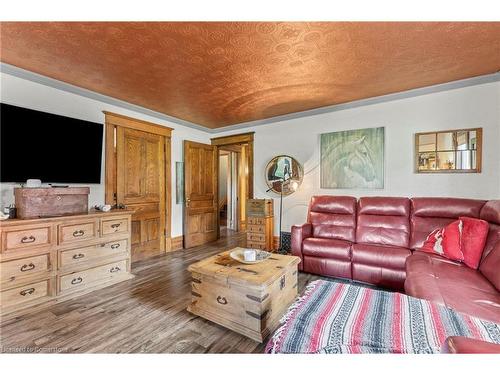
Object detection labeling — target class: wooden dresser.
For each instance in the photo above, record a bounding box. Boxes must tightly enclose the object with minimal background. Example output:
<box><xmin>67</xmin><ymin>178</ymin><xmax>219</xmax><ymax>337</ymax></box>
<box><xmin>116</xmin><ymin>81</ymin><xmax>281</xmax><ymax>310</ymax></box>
<box><xmin>0</xmin><ymin>209</ymin><xmax>134</xmax><ymax>316</ymax></box>
<box><xmin>246</xmin><ymin>199</ymin><xmax>274</xmax><ymax>251</ymax></box>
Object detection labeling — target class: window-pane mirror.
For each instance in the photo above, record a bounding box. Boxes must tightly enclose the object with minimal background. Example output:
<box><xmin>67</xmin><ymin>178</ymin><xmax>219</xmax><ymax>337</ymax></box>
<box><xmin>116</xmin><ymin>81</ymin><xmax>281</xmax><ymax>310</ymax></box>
<box><xmin>415</xmin><ymin>128</ymin><xmax>482</xmax><ymax>173</ymax></box>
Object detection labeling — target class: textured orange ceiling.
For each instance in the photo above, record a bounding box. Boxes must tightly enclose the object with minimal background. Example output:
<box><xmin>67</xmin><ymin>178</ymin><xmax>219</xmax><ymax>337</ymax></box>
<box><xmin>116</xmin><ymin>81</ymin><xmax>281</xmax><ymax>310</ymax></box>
<box><xmin>1</xmin><ymin>22</ymin><xmax>499</xmax><ymax>128</ymax></box>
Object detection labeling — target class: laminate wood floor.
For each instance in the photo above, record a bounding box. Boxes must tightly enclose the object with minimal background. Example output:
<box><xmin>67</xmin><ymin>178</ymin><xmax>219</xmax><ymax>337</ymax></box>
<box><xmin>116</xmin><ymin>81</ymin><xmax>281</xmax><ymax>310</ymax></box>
<box><xmin>0</xmin><ymin>232</ymin><xmax>322</xmax><ymax>354</ymax></box>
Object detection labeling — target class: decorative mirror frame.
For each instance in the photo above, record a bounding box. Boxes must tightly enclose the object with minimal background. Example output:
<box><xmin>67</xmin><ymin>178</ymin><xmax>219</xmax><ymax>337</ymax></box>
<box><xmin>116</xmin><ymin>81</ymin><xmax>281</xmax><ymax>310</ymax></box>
<box><xmin>265</xmin><ymin>155</ymin><xmax>304</xmax><ymax>196</ymax></box>
<box><xmin>415</xmin><ymin>127</ymin><xmax>482</xmax><ymax>173</ymax></box>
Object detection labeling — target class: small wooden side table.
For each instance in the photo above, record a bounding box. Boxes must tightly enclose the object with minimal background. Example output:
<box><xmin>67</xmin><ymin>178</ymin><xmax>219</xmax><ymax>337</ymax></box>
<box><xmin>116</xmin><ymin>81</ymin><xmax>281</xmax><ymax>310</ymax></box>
<box><xmin>246</xmin><ymin>199</ymin><xmax>274</xmax><ymax>251</ymax></box>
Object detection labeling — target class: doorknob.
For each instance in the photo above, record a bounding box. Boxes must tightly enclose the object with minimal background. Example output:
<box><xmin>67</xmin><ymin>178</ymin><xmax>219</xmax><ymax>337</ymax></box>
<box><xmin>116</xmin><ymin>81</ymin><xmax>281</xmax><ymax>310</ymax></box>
<box><xmin>186</xmin><ymin>198</ymin><xmax>191</xmax><ymax>208</ymax></box>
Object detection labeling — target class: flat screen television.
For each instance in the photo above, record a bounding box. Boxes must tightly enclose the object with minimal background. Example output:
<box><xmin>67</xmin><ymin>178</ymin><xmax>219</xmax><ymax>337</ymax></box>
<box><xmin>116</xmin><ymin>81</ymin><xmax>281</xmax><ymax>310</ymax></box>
<box><xmin>1</xmin><ymin>103</ymin><xmax>103</xmax><ymax>183</ymax></box>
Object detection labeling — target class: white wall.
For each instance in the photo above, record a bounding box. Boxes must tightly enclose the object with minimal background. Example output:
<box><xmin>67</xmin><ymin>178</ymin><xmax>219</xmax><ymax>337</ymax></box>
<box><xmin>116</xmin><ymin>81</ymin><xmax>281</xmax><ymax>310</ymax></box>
<box><xmin>0</xmin><ymin>72</ymin><xmax>210</xmax><ymax>237</ymax></box>
<box><xmin>2</xmin><ymin>72</ymin><xmax>498</xmax><ymax>236</ymax></box>
<box><xmin>215</xmin><ymin>81</ymin><xmax>500</xmax><ymax>232</ymax></box>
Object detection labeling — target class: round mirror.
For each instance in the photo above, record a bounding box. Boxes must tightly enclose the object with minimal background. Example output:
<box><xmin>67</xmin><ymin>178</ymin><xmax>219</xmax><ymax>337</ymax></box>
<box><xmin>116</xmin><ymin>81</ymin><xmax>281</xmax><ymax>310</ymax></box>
<box><xmin>265</xmin><ymin>155</ymin><xmax>304</xmax><ymax>196</ymax></box>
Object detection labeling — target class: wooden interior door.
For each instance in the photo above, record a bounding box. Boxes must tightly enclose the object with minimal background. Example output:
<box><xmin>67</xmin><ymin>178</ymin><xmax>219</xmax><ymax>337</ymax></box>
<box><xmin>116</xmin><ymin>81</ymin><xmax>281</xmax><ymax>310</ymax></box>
<box><xmin>184</xmin><ymin>141</ymin><xmax>218</xmax><ymax>248</ymax></box>
<box><xmin>117</xmin><ymin>127</ymin><xmax>166</xmax><ymax>261</ymax></box>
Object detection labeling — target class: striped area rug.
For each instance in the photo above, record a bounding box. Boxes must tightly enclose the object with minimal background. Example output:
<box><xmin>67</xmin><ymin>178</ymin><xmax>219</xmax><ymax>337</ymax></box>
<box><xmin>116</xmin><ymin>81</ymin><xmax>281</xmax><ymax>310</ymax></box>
<box><xmin>266</xmin><ymin>280</ymin><xmax>500</xmax><ymax>354</ymax></box>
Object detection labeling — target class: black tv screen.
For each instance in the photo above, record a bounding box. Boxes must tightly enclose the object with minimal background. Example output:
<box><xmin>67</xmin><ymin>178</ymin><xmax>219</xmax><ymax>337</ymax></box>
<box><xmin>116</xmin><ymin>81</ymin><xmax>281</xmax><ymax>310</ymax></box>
<box><xmin>1</xmin><ymin>103</ymin><xmax>103</xmax><ymax>183</ymax></box>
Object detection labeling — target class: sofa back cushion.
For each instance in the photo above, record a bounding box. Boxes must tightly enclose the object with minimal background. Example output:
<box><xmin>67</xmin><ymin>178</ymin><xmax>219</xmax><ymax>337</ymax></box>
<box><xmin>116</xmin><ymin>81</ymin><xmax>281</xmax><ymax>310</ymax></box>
<box><xmin>355</xmin><ymin>197</ymin><xmax>410</xmax><ymax>248</ymax></box>
<box><xmin>410</xmin><ymin>198</ymin><xmax>486</xmax><ymax>250</ymax></box>
<box><xmin>308</xmin><ymin>195</ymin><xmax>357</xmax><ymax>242</ymax></box>
<box><xmin>479</xmin><ymin>200</ymin><xmax>500</xmax><ymax>261</ymax></box>
<box><xmin>479</xmin><ymin>241</ymin><xmax>500</xmax><ymax>291</ymax></box>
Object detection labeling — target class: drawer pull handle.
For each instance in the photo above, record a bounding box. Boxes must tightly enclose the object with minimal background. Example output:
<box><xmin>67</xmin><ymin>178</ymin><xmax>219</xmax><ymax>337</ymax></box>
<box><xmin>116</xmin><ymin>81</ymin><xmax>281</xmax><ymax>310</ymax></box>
<box><xmin>20</xmin><ymin>263</ymin><xmax>35</xmax><ymax>272</ymax></box>
<box><xmin>20</xmin><ymin>288</ymin><xmax>35</xmax><ymax>296</ymax></box>
<box><xmin>280</xmin><ymin>275</ymin><xmax>286</xmax><ymax>290</ymax></box>
<box><xmin>111</xmin><ymin>223</ymin><xmax>121</xmax><ymax>229</ymax></box>
<box><xmin>21</xmin><ymin>236</ymin><xmax>36</xmax><ymax>243</ymax></box>
<box><xmin>110</xmin><ymin>266</ymin><xmax>121</xmax><ymax>273</ymax></box>
<box><xmin>72</xmin><ymin>253</ymin><xmax>85</xmax><ymax>260</ymax></box>
<box><xmin>110</xmin><ymin>243</ymin><xmax>121</xmax><ymax>249</ymax></box>
<box><xmin>71</xmin><ymin>277</ymin><xmax>83</xmax><ymax>285</ymax></box>
<box><xmin>216</xmin><ymin>296</ymin><xmax>227</xmax><ymax>305</ymax></box>
<box><xmin>72</xmin><ymin>230</ymin><xmax>85</xmax><ymax>237</ymax></box>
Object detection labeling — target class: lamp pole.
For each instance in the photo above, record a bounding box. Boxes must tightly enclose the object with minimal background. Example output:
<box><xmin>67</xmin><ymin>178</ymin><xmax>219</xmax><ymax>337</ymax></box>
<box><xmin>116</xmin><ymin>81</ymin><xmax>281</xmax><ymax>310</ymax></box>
<box><xmin>278</xmin><ymin>177</ymin><xmax>284</xmax><ymax>254</ymax></box>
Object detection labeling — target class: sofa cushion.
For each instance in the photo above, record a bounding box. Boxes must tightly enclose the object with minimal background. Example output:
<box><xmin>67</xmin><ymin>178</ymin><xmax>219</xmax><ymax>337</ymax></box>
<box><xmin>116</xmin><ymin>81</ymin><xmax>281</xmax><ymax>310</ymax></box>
<box><xmin>303</xmin><ymin>256</ymin><xmax>352</xmax><ymax>280</ymax></box>
<box><xmin>302</xmin><ymin>238</ymin><xmax>351</xmax><ymax>260</ymax></box>
<box><xmin>482</xmin><ymin>223</ymin><xmax>500</xmax><ymax>262</ymax></box>
<box><xmin>358</xmin><ymin>196</ymin><xmax>410</xmax><ymax>217</ymax></box>
<box><xmin>480</xmin><ymin>200</ymin><xmax>500</xmax><ymax>261</ymax></box>
<box><xmin>439</xmin><ymin>285</ymin><xmax>500</xmax><ymax>323</ymax></box>
<box><xmin>460</xmin><ymin>216</ymin><xmax>489</xmax><ymax>269</ymax></box>
<box><xmin>309</xmin><ymin>195</ymin><xmax>356</xmax><ymax>215</ymax></box>
<box><xmin>352</xmin><ymin>263</ymin><xmax>407</xmax><ymax>290</ymax></box>
<box><xmin>480</xmin><ymin>241</ymin><xmax>500</xmax><ymax>291</ymax></box>
<box><xmin>308</xmin><ymin>196</ymin><xmax>357</xmax><ymax>242</ymax></box>
<box><xmin>405</xmin><ymin>252</ymin><xmax>500</xmax><ymax>322</ymax></box>
<box><xmin>404</xmin><ymin>273</ymin><xmax>446</xmax><ymax>305</ymax></box>
<box><xmin>351</xmin><ymin>243</ymin><xmax>411</xmax><ymax>269</ymax></box>
<box><xmin>356</xmin><ymin>197</ymin><xmax>410</xmax><ymax>248</ymax></box>
<box><xmin>410</xmin><ymin>197</ymin><xmax>486</xmax><ymax>249</ymax></box>
<box><xmin>406</xmin><ymin>252</ymin><xmax>497</xmax><ymax>294</ymax></box>
<box><xmin>480</xmin><ymin>200</ymin><xmax>500</xmax><ymax>226</ymax></box>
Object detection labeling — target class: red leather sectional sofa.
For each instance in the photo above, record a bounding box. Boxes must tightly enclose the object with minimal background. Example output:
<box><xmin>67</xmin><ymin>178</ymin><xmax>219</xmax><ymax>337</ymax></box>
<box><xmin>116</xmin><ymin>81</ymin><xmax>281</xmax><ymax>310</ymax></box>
<box><xmin>291</xmin><ymin>196</ymin><xmax>500</xmax><ymax>322</ymax></box>
<box><xmin>441</xmin><ymin>336</ymin><xmax>500</xmax><ymax>354</ymax></box>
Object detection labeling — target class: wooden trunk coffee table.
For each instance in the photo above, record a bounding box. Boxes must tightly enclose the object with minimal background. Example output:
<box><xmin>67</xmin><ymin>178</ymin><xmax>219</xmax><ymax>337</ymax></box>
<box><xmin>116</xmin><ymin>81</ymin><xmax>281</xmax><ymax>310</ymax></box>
<box><xmin>187</xmin><ymin>248</ymin><xmax>301</xmax><ymax>342</ymax></box>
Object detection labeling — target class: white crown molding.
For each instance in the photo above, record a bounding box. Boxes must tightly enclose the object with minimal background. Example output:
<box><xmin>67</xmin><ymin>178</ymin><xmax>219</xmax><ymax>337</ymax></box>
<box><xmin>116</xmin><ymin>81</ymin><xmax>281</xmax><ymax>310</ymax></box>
<box><xmin>2</xmin><ymin>62</ymin><xmax>499</xmax><ymax>134</ymax></box>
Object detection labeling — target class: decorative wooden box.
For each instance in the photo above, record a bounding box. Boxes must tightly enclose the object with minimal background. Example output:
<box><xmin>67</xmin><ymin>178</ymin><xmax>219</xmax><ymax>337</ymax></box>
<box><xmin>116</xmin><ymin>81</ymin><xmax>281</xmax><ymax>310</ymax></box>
<box><xmin>14</xmin><ymin>187</ymin><xmax>90</xmax><ymax>219</ymax></box>
<box><xmin>187</xmin><ymin>250</ymin><xmax>300</xmax><ymax>342</ymax></box>
<box><xmin>246</xmin><ymin>199</ymin><xmax>274</xmax><ymax>251</ymax></box>
<box><xmin>247</xmin><ymin>199</ymin><xmax>273</xmax><ymax>217</ymax></box>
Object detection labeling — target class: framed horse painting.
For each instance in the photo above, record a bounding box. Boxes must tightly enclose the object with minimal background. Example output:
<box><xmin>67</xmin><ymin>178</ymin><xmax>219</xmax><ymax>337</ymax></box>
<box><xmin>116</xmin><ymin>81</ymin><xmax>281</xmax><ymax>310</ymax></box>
<box><xmin>320</xmin><ymin>127</ymin><xmax>384</xmax><ymax>189</ymax></box>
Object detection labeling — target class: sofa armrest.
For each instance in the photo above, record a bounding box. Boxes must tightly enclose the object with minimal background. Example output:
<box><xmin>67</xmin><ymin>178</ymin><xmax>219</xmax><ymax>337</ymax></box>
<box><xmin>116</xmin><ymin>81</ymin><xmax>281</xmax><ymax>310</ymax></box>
<box><xmin>291</xmin><ymin>223</ymin><xmax>312</xmax><ymax>271</ymax></box>
<box><xmin>441</xmin><ymin>336</ymin><xmax>500</xmax><ymax>354</ymax></box>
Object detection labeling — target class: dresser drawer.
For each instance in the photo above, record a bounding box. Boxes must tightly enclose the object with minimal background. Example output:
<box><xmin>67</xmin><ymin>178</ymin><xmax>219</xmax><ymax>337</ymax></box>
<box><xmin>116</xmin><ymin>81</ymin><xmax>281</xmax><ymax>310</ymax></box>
<box><xmin>2</xmin><ymin>225</ymin><xmax>52</xmax><ymax>252</ymax></box>
<box><xmin>247</xmin><ymin>233</ymin><xmax>266</xmax><ymax>242</ymax></box>
<box><xmin>59</xmin><ymin>260</ymin><xmax>127</xmax><ymax>293</ymax></box>
<box><xmin>101</xmin><ymin>218</ymin><xmax>129</xmax><ymax>236</ymax></box>
<box><xmin>247</xmin><ymin>199</ymin><xmax>273</xmax><ymax>217</ymax></box>
<box><xmin>1</xmin><ymin>279</ymin><xmax>50</xmax><ymax>309</ymax></box>
<box><xmin>58</xmin><ymin>220</ymin><xmax>98</xmax><ymax>245</ymax></box>
<box><xmin>59</xmin><ymin>240</ymin><xmax>128</xmax><ymax>268</ymax></box>
<box><xmin>247</xmin><ymin>217</ymin><xmax>265</xmax><ymax>226</ymax></box>
<box><xmin>1</xmin><ymin>254</ymin><xmax>50</xmax><ymax>283</ymax></box>
<box><xmin>247</xmin><ymin>224</ymin><xmax>265</xmax><ymax>233</ymax></box>
<box><xmin>247</xmin><ymin>243</ymin><xmax>267</xmax><ymax>250</ymax></box>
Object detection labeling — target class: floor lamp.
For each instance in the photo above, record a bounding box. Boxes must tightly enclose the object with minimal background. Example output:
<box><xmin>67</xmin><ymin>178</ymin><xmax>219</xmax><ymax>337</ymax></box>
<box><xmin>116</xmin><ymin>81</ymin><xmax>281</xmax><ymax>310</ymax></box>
<box><xmin>266</xmin><ymin>177</ymin><xmax>298</xmax><ymax>254</ymax></box>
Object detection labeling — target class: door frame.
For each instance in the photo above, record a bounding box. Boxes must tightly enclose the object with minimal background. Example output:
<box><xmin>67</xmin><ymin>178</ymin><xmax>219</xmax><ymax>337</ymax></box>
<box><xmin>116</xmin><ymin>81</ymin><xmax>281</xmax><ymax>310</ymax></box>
<box><xmin>103</xmin><ymin>111</ymin><xmax>173</xmax><ymax>251</ymax></box>
<box><xmin>211</xmin><ymin>132</ymin><xmax>254</xmax><ymax>238</ymax></box>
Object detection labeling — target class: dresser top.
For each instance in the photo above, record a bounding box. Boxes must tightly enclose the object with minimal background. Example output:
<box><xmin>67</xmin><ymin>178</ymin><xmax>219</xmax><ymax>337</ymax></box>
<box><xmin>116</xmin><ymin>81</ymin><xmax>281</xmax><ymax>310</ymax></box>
<box><xmin>0</xmin><ymin>209</ymin><xmax>134</xmax><ymax>227</ymax></box>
